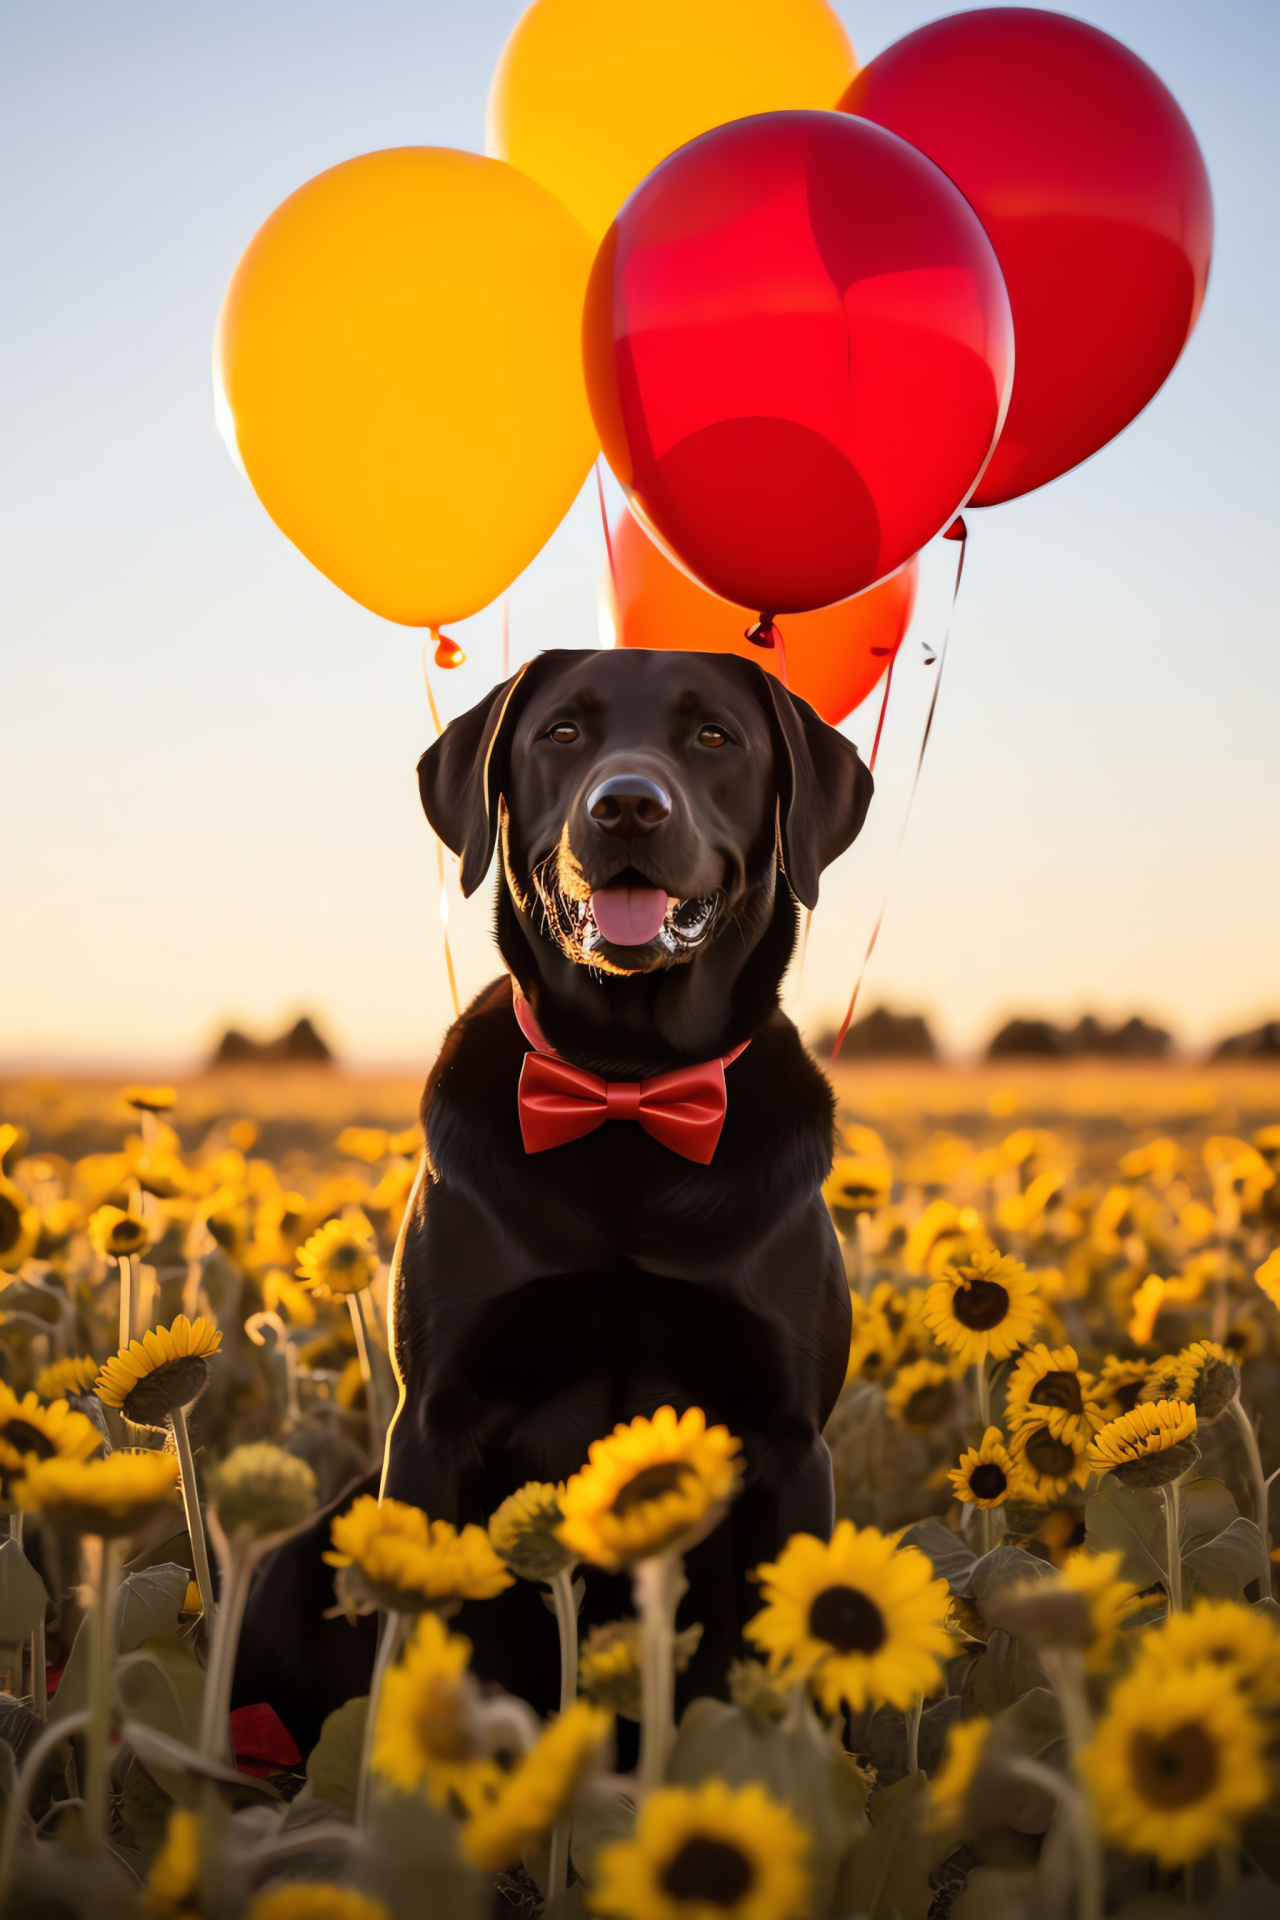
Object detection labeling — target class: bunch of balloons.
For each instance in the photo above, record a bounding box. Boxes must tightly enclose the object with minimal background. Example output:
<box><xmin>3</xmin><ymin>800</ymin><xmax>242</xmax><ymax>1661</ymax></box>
<box><xmin>215</xmin><ymin>2</ymin><xmax>1211</xmax><ymax>709</ymax></box>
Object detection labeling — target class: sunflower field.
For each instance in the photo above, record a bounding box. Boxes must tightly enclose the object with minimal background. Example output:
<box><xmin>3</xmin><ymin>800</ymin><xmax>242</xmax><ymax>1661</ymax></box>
<box><xmin>2</xmin><ymin>1063</ymin><xmax>1280</xmax><ymax>1919</ymax></box>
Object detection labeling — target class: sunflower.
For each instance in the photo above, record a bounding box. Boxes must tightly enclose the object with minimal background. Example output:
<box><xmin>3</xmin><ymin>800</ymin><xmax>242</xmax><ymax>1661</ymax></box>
<box><xmin>928</xmin><ymin>1717</ymin><xmax>992</xmax><ymax>1832</ymax></box>
<box><xmin>0</xmin><ymin>1175</ymin><xmax>40</xmax><ymax>1272</ymax></box>
<box><xmin>462</xmin><ymin>1699</ymin><xmax>612</xmax><ymax>1869</ymax></box>
<box><xmin>248</xmin><ymin>1891</ymin><xmax>388</xmax><ymax>1920</ymax></box>
<box><xmin>921</xmin><ymin>1252</ymin><xmax>1039</xmax><ymax>1367</ymax></box>
<box><xmin>845</xmin><ymin>1311</ymin><xmax>899</xmax><ymax>1386</ymax></box>
<box><xmin>1004</xmin><ymin>1345</ymin><xmax>1103</xmax><ymax>1444</ymax></box>
<box><xmin>745</xmin><ymin>1521</ymin><xmax>951</xmax><ymax>1714</ymax></box>
<box><xmin>884</xmin><ymin>1361</ymin><xmax>956</xmax><ymax>1433</ymax></box>
<box><xmin>948</xmin><ymin>1428</ymin><xmax>1025</xmax><ymax>1509</ymax></box>
<box><xmin>0</xmin><ymin>1382</ymin><xmax>102</xmax><ymax>1494</ymax></box>
<box><xmin>1032</xmin><ymin>1505</ymin><xmax>1088</xmax><ymax>1568</ymax></box>
<box><xmin>1132</xmin><ymin>1597</ymin><xmax>1280</xmax><ymax>1703</ymax></box>
<box><xmin>1054</xmin><ymin>1550</ymin><xmax>1143</xmax><ymax>1672</ymax></box>
<box><xmin>1144</xmin><ymin>1341</ymin><xmax>1240</xmax><ymax>1423</ymax></box>
<box><xmin>371</xmin><ymin>1610</ymin><xmax>502</xmax><ymax>1811</ymax></box>
<box><xmin>592</xmin><ymin>1779</ymin><xmax>811</xmax><ymax>1920</ymax></box>
<box><xmin>88</xmin><ymin>1204</ymin><xmax>152</xmax><ymax>1261</ymax></box>
<box><xmin>1088</xmin><ymin>1401</ymin><xmax>1198</xmax><ymax>1490</ymax></box>
<box><xmin>145</xmin><ymin>1806</ymin><xmax>199</xmax><ymax>1915</ymax></box>
<box><xmin>326</xmin><ymin>1494</ymin><xmax>513</xmax><ymax>1612</ymax></box>
<box><xmin>1127</xmin><ymin>1275</ymin><xmax>1166</xmax><ymax>1347</ymax></box>
<box><xmin>489</xmin><ymin>1481</ymin><xmax>572</xmax><ymax>1582</ymax></box>
<box><xmin>336</xmin><ymin>1126</ymin><xmax>391</xmax><ymax>1165</ymax></box>
<box><xmin>1083</xmin><ymin>1665</ymin><xmax>1270</xmax><ymax>1867</ymax></box>
<box><xmin>15</xmin><ymin>1449</ymin><xmax>179</xmax><ymax>1536</ymax></box>
<box><xmin>558</xmin><ymin>1407</ymin><xmax>742</xmax><ymax>1571</ymax></box>
<box><xmin>1008</xmin><ymin>1417</ymin><xmax>1091</xmax><ymax>1503</ymax></box>
<box><xmin>1096</xmin><ymin>1357</ymin><xmax>1152</xmax><ymax>1420</ymax></box>
<box><xmin>579</xmin><ymin>1619</ymin><xmax>644</xmax><ymax>1719</ymax></box>
<box><xmin>1256</xmin><ymin>1249</ymin><xmax>1280</xmax><ymax>1311</ymax></box>
<box><xmin>206</xmin><ymin>1444</ymin><xmax>317</xmax><ymax>1542</ymax></box>
<box><xmin>823</xmin><ymin>1152</ymin><xmax>892</xmax><ymax>1226</ymax></box>
<box><xmin>295</xmin><ymin>1211</ymin><xmax>378</xmax><ymax>1299</ymax></box>
<box><xmin>122</xmin><ymin>1085</ymin><xmax>176</xmax><ymax>1114</ymax></box>
<box><xmin>34</xmin><ymin>1356</ymin><xmax>99</xmax><ymax>1402</ymax></box>
<box><xmin>94</xmin><ymin>1315</ymin><xmax>222</xmax><ymax>1429</ymax></box>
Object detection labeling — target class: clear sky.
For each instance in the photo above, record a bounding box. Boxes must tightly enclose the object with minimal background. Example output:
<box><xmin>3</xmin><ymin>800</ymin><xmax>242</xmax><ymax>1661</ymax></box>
<box><xmin>3</xmin><ymin>1</ymin><xmax>1277</xmax><ymax>1069</ymax></box>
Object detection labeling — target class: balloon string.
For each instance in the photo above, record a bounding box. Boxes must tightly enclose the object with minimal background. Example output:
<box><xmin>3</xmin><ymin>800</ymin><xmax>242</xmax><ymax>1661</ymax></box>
<box><xmin>868</xmin><ymin>647</ymin><xmax>897</xmax><ymax>774</ymax></box>
<box><xmin>595</xmin><ymin>459</ymin><xmax>617</xmax><ymax>597</ymax></box>
<box><xmin>772</xmin><ymin>619</ymin><xmax>790</xmax><ymax>689</ymax></box>
<box><xmin>830</xmin><ymin>520</ymin><xmax>968</xmax><ymax>1062</ymax></box>
<box><xmin>420</xmin><ymin>643</ymin><xmax>462</xmax><ymax>1022</ymax></box>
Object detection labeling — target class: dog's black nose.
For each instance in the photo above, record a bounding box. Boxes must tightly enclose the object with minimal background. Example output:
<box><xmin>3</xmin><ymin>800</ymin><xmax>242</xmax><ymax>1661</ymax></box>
<box><xmin>586</xmin><ymin>775</ymin><xmax>672</xmax><ymax>836</ymax></box>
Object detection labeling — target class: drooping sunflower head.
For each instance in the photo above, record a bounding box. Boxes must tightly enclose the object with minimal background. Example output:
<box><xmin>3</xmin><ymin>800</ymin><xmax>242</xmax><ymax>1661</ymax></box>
<box><xmin>1140</xmin><ymin>1341</ymin><xmax>1240</xmax><ymax>1424</ymax></box>
<box><xmin>1005</xmin><ymin>1343</ymin><xmax>1103</xmax><ymax>1443</ymax></box>
<box><xmin>579</xmin><ymin>1619</ymin><xmax>644</xmax><ymax>1720</ymax></box>
<box><xmin>921</xmin><ymin>1252</ymin><xmax>1039</xmax><ymax>1366</ymax></box>
<box><xmin>371</xmin><ymin>1609</ymin><xmax>500</xmax><ymax>1811</ymax></box>
<box><xmin>206</xmin><ymin>1443</ymin><xmax>317</xmax><ymax>1544</ymax></box>
<box><xmin>1134</xmin><ymin>1597</ymin><xmax>1280</xmax><ymax>1703</ymax></box>
<box><xmin>884</xmin><ymin>1360</ymin><xmax>956</xmax><ymax>1433</ymax></box>
<box><xmin>94</xmin><ymin>1315</ymin><xmax>222</xmax><ymax>1429</ymax></box>
<box><xmin>592</xmin><ymin>1779</ymin><xmax>812</xmax><ymax>1920</ymax></box>
<box><xmin>295</xmin><ymin>1210</ymin><xmax>378</xmax><ymax>1299</ymax></box>
<box><xmin>15</xmin><ymin>1449</ymin><xmax>179</xmax><ymax>1536</ymax></box>
<box><xmin>1083</xmin><ymin>1665</ymin><xmax>1271</xmax><ymax>1868</ymax></box>
<box><xmin>88</xmin><ymin>1204</ymin><xmax>153</xmax><ymax>1261</ymax></box>
<box><xmin>1095</xmin><ymin>1356</ymin><xmax>1153</xmax><ymax>1420</ymax></box>
<box><xmin>1047</xmin><ymin>1550</ymin><xmax>1142</xmax><ymax>1673</ymax></box>
<box><xmin>326</xmin><ymin>1494</ymin><xmax>513</xmax><ymax>1611</ymax></box>
<box><xmin>1088</xmin><ymin>1400</ymin><xmax>1199</xmax><ymax>1490</ymax></box>
<box><xmin>462</xmin><ymin>1699</ymin><xmax>612</xmax><ymax>1871</ymax></box>
<box><xmin>34</xmin><ymin>1355</ymin><xmax>100</xmax><ymax>1402</ymax></box>
<box><xmin>1008</xmin><ymin>1416</ymin><xmax>1091</xmax><ymax>1504</ymax></box>
<box><xmin>558</xmin><ymin>1407</ymin><xmax>742</xmax><ymax>1572</ymax></box>
<box><xmin>0</xmin><ymin>1382</ymin><xmax>102</xmax><ymax>1496</ymax></box>
<box><xmin>745</xmin><ymin>1520</ymin><xmax>951</xmax><ymax>1715</ymax></box>
<box><xmin>928</xmin><ymin>1716</ymin><xmax>992</xmax><ymax>1833</ymax></box>
<box><xmin>948</xmin><ymin>1427</ymin><xmax>1024</xmax><ymax>1510</ymax></box>
<box><xmin>488</xmin><ymin>1481</ymin><xmax>572</xmax><ymax>1582</ymax></box>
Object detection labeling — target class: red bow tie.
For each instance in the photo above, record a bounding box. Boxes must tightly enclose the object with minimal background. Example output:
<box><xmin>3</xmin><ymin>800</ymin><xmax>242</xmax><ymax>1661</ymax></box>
<box><xmin>513</xmin><ymin>995</ymin><xmax>748</xmax><ymax>1166</ymax></box>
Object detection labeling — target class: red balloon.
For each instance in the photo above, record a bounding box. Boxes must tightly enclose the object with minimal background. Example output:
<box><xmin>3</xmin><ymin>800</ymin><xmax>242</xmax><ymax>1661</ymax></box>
<box><xmin>840</xmin><ymin>10</ymin><xmax>1213</xmax><ymax>507</ymax></box>
<box><xmin>608</xmin><ymin>510</ymin><xmax>918</xmax><ymax>725</ymax></box>
<box><xmin>583</xmin><ymin>111</ymin><xmax>1012</xmax><ymax>616</ymax></box>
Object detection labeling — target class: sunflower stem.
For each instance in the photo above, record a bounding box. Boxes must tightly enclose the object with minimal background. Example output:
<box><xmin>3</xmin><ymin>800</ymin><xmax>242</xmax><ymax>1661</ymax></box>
<box><xmin>1005</xmin><ymin>1755</ymin><xmax>1100</xmax><ymax>1920</ymax></box>
<box><xmin>1227</xmin><ymin>1392</ymin><xmax>1272</xmax><ymax>1599</ymax></box>
<box><xmin>356</xmin><ymin>1287</ymin><xmax>389</xmax><ymax>1469</ymax></box>
<box><xmin>905</xmin><ymin>1694</ymin><xmax>923</xmax><ymax>1776</ymax></box>
<box><xmin>356</xmin><ymin>1607</ymin><xmax>404</xmax><ymax>1828</ymax></box>
<box><xmin>8</xmin><ymin>1514</ymin><xmax>22</xmax><ymax>1546</ymax></box>
<box><xmin>635</xmin><ymin>1552</ymin><xmax>680</xmax><ymax>1794</ymax></box>
<box><xmin>974</xmin><ymin>1358</ymin><xmax>990</xmax><ymax>1430</ymax></box>
<box><xmin>31</xmin><ymin>1616</ymin><xmax>45</xmax><ymax>1721</ymax></box>
<box><xmin>198</xmin><ymin>1535</ymin><xmax>253</xmax><ymax>1761</ymax></box>
<box><xmin>170</xmin><ymin>1405</ymin><xmax>216</xmax><ymax>1623</ymax></box>
<box><xmin>547</xmin><ymin>1565</ymin><xmax>580</xmax><ymax>1897</ymax></box>
<box><xmin>976</xmin><ymin>1504</ymin><xmax>992</xmax><ymax>1558</ymax></box>
<box><xmin>1035</xmin><ymin>1651</ymin><xmax>1101</xmax><ymax>1920</ymax></box>
<box><xmin>85</xmin><ymin>1536</ymin><xmax>125</xmax><ymax>1850</ymax></box>
<box><xmin>117</xmin><ymin>1254</ymin><xmax>132</xmax><ymax>1348</ymax></box>
<box><xmin>1162</xmin><ymin>1478</ymin><xmax>1184</xmax><ymax>1612</ymax></box>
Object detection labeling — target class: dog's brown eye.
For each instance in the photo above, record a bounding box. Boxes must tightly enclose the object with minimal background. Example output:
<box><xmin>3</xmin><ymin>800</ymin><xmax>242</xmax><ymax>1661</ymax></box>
<box><xmin>697</xmin><ymin>724</ymin><xmax>728</xmax><ymax>748</ymax></box>
<box><xmin>548</xmin><ymin>721</ymin><xmax>580</xmax><ymax>744</ymax></box>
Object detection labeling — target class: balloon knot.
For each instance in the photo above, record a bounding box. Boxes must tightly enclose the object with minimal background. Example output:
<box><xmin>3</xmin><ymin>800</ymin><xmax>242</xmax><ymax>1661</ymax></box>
<box><xmin>433</xmin><ymin>631</ymin><xmax>466</xmax><ymax>669</ymax></box>
<box><xmin>744</xmin><ymin>617</ymin><xmax>777</xmax><ymax>649</ymax></box>
<box><xmin>942</xmin><ymin>516</ymin><xmax>967</xmax><ymax>543</ymax></box>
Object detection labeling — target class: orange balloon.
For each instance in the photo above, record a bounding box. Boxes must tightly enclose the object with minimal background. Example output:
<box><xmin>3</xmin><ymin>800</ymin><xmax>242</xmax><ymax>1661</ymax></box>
<box><xmin>608</xmin><ymin>510</ymin><xmax>917</xmax><ymax>724</ymax></box>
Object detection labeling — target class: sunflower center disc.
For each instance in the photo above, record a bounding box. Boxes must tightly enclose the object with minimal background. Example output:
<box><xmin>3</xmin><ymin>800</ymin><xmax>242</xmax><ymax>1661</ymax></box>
<box><xmin>808</xmin><ymin>1583</ymin><xmax>886</xmax><ymax>1655</ymax></box>
<box><xmin>1031</xmin><ymin>1371</ymin><xmax>1083</xmax><ymax>1415</ymax></box>
<box><xmin>905</xmin><ymin>1384</ymin><xmax>953</xmax><ymax>1427</ymax></box>
<box><xmin>611</xmin><ymin>1461</ymin><xmax>690</xmax><ymax>1516</ymax></box>
<box><xmin>969</xmin><ymin>1462</ymin><xmax>1007</xmax><ymax>1501</ymax></box>
<box><xmin>0</xmin><ymin>1420</ymin><xmax>57</xmax><ymax>1461</ymax></box>
<box><xmin>1132</xmin><ymin>1722</ymin><xmax>1219</xmax><ymax>1808</ymax></box>
<box><xmin>1024</xmin><ymin>1429</ymin><xmax>1078</xmax><ymax>1477</ymax></box>
<box><xmin>953</xmin><ymin>1279</ymin><xmax>1010</xmax><ymax>1331</ymax></box>
<box><xmin>122</xmin><ymin>1354</ymin><xmax>212</xmax><ymax>1428</ymax></box>
<box><xmin>661</xmin><ymin>1836</ymin><xmax>755</xmax><ymax>1903</ymax></box>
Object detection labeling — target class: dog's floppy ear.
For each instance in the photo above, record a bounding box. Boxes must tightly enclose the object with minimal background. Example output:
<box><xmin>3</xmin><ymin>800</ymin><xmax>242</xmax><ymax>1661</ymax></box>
<box><xmin>758</xmin><ymin>672</ymin><xmax>874</xmax><ymax>910</ymax></box>
<box><xmin>417</xmin><ymin>664</ymin><xmax>533</xmax><ymax>897</ymax></box>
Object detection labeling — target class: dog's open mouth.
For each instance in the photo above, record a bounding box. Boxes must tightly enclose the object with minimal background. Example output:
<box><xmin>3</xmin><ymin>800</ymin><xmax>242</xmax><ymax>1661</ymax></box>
<box><xmin>531</xmin><ymin>857</ymin><xmax>720</xmax><ymax>967</ymax></box>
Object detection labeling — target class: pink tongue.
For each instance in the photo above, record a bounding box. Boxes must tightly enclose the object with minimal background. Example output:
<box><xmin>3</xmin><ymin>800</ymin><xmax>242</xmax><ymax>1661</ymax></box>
<box><xmin>591</xmin><ymin>886</ymin><xmax>669</xmax><ymax>947</ymax></box>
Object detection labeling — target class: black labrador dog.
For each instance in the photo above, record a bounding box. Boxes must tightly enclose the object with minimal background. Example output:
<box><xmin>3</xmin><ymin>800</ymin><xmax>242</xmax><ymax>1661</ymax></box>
<box><xmin>235</xmin><ymin>648</ymin><xmax>871</xmax><ymax>1751</ymax></box>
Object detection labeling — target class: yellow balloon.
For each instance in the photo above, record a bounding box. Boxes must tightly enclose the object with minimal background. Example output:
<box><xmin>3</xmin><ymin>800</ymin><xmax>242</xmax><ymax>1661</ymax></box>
<box><xmin>487</xmin><ymin>0</ymin><xmax>857</xmax><ymax>243</ymax></box>
<box><xmin>215</xmin><ymin>148</ymin><xmax>599</xmax><ymax>630</ymax></box>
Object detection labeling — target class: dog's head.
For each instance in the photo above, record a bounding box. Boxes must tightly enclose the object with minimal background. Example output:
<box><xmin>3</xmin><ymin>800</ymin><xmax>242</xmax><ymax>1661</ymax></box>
<box><xmin>418</xmin><ymin>650</ymin><xmax>872</xmax><ymax>977</ymax></box>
